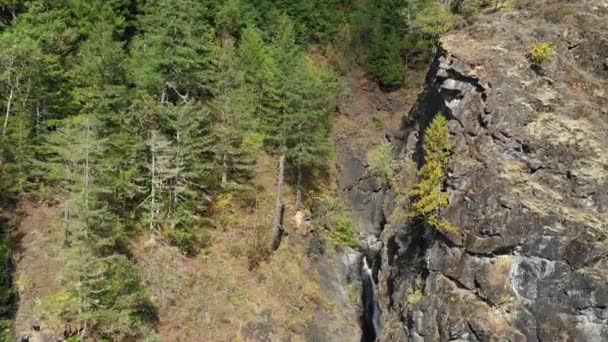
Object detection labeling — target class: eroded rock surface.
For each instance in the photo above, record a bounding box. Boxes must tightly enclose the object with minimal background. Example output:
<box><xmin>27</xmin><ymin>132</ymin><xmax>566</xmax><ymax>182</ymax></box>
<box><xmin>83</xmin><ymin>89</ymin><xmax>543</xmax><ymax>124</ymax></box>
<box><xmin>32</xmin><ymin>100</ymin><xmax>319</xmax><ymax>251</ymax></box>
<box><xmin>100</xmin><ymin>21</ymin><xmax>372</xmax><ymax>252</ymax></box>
<box><xmin>380</xmin><ymin>2</ymin><xmax>608</xmax><ymax>341</ymax></box>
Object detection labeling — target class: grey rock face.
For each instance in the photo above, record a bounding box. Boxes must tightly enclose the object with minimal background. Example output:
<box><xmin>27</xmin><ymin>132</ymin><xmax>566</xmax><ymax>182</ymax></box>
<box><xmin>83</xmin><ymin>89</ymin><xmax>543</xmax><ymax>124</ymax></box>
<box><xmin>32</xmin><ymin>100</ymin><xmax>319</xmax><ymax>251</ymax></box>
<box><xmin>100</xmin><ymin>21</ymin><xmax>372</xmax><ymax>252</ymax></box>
<box><xmin>378</xmin><ymin>4</ymin><xmax>608</xmax><ymax>341</ymax></box>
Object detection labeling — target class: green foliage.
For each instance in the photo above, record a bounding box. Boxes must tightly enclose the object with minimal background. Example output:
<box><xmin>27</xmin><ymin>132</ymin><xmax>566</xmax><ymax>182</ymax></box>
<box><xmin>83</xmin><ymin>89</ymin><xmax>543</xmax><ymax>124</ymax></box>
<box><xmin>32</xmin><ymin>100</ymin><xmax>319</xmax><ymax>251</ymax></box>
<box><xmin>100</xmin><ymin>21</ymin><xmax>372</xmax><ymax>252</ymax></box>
<box><xmin>409</xmin><ymin>0</ymin><xmax>457</xmax><ymax>39</ymax></box>
<box><xmin>530</xmin><ymin>42</ymin><xmax>553</xmax><ymax>64</ymax></box>
<box><xmin>367</xmin><ymin>142</ymin><xmax>397</xmax><ymax>184</ymax></box>
<box><xmin>0</xmin><ymin>0</ymin><xmax>356</xmax><ymax>338</ymax></box>
<box><xmin>209</xmin><ymin>37</ymin><xmax>256</xmax><ymax>188</ymax></box>
<box><xmin>330</xmin><ymin>217</ymin><xmax>359</xmax><ymax>248</ymax></box>
<box><xmin>0</xmin><ymin>223</ymin><xmax>14</xmax><ymax>342</ymax></box>
<box><xmin>410</xmin><ymin>114</ymin><xmax>457</xmax><ymax>233</ymax></box>
<box><xmin>349</xmin><ymin>0</ymin><xmax>407</xmax><ymax>86</ymax></box>
<box><xmin>372</xmin><ymin>114</ymin><xmax>385</xmax><ymax>130</ymax></box>
<box><xmin>170</xmin><ymin>208</ymin><xmax>211</xmax><ymax>255</ymax></box>
<box><xmin>128</xmin><ymin>0</ymin><xmax>217</xmax><ymax>97</ymax></box>
<box><xmin>42</xmin><ymin>254</ymin><xmax>155</xmax><ymax>340</ymax></box>
<box><xmin>310</xmin><ymin>194</ymin><xmax>359</xmax><ymax>249</ymax></box>
<box><xmin>344</xmin><ymin>0</ymin><xmax>458</xmax><ymax>86</ymax></box>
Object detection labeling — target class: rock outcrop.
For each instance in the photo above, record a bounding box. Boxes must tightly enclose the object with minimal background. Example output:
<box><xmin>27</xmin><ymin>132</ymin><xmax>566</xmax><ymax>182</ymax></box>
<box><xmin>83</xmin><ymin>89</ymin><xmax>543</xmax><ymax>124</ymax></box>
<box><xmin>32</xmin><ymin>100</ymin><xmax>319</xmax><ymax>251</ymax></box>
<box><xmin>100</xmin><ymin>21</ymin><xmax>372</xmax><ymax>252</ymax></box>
<box><xmin>379</xmin><ymin>2</ymin><xmax>608</xmax><ymax>341</ymax></box>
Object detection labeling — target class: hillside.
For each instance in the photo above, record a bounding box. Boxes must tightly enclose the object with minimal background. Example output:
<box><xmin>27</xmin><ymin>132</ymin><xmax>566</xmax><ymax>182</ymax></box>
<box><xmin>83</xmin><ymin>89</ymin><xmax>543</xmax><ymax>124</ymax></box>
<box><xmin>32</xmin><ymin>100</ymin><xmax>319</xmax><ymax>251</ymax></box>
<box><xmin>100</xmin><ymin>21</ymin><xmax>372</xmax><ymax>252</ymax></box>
<box><xmin>1</xmin><ymin>0</ymin><xmax>607</xmax><ymax>341</ymax></box>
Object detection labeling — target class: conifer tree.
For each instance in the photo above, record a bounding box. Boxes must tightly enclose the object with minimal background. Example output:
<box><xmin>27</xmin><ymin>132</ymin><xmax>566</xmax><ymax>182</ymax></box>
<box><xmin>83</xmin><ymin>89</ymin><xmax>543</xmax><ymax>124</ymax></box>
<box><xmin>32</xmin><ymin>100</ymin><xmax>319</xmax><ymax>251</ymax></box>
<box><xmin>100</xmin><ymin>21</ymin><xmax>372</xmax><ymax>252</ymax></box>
<box><xmin>210</xmin><ymin>37</ymin><xmax>255</xmax><ymax>188</ymax></box>
<box><xmin>410</xmin><ymin>114</ymin><xmax>457</xmax><ymax>233</ymax></box>
<box><xmin>42</xmin><ymin>114</ymin><xmax>154</xmax><ymax>340</ymax></box>
<box><xmin>284</xmin><ymin>58</ymin><xmax>340</xmax><ymax>209</ymax></box>
<box><xmin>129</xmin><ymin>0</ymin><xmax>218</xmax><ymax>99</ymax></box>
<box><xmin>68</xmin><ymin>21</ymin><xmax>147</xmax><ymax>219</ymax></box>
<box><xmin>237</xmin><ymin>25</ymin><xmax>280</xmax><ymax>135</ymax></box>
<box><xmin>0</xmin><ymin>32</ymin><xmax>43</xmax><ymax>139</ymax></box>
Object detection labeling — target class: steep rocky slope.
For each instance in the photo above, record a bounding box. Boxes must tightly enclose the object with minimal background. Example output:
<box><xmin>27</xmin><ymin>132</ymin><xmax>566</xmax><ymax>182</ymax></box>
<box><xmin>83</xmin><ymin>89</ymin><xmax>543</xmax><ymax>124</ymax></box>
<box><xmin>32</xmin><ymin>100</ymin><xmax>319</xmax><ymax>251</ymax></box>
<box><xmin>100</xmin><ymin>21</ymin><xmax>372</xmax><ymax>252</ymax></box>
<box><xmin>378</xmin><ymin>1</ymin><xmax>608</xmax><ymax>340</ymax></box>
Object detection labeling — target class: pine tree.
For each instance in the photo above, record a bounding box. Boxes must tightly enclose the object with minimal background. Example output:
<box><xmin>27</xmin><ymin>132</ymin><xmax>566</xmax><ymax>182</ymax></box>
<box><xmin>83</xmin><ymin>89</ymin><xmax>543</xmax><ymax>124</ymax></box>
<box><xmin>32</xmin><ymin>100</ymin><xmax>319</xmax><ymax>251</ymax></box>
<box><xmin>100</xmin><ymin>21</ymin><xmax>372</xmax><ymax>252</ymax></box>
<box><xmin>68</xmin><ymin>21</ymin><xmax>147</xmax><ymax>220</ymax></box>
<box><xmin>128</xmin><ymin>0</ymin><xmax>218</xmax><ymax>99</ymax></box>
<box><xmin>237</xmin><ymin>25</ymin><xmax>280</xmax><ymax>136</ymax></box>
<box><xmin>410</xmin><ymin>114</ymin><xmax>457</xmax><ymax>233</ymax></box>
<box><xmin>210</xmin><ymin>37</ymin><xmax>255</xmax><ymax>188</ymax></box>
<box><xmin>284</xmin><ymin>57</ymin><xmax>340</xmax><ymax>209</ymax></box>
<box><xmin>42</xmin><ymin>113</ymin><xmax>153</xmax><ymax>340</ymax></box>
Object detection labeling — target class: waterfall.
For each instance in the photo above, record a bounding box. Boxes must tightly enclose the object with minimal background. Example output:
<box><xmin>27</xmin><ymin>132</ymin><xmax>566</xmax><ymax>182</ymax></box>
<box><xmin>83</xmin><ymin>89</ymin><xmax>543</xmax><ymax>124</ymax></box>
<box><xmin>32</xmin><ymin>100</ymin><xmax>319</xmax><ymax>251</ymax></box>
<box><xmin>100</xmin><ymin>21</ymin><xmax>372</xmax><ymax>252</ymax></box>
<box><xmin>361</xmin><ymin>256</ymin><xmax>381</xmax><ymax>341</ymax></box>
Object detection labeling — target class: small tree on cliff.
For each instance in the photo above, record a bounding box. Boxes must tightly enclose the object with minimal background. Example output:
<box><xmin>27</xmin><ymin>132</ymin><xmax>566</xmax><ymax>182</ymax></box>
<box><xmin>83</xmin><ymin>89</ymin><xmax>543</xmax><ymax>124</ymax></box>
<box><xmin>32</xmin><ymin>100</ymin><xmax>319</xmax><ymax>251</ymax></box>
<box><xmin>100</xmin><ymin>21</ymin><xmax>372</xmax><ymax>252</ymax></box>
<box><xmin>410</xmin><ymin>113</ymin><xmax>457</xmax><ymax>233</ymax></box>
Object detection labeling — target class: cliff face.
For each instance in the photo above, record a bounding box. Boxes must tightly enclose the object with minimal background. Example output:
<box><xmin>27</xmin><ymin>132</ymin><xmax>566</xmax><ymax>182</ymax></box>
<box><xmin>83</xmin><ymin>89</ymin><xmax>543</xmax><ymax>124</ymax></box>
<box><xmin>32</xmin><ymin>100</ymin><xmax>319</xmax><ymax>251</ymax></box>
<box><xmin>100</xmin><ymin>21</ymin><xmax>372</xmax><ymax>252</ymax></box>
<box><xmin>379</xmin><ymin>2</ymin><xmax>608</xmax><ymax>340</ymax></box>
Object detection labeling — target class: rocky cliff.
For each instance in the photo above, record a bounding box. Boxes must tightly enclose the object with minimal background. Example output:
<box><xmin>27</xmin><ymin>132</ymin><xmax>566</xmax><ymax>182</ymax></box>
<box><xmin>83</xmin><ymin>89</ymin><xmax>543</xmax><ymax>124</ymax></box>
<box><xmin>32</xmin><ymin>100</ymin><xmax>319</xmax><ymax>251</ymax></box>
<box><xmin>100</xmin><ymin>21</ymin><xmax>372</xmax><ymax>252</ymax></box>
<box><xmin>377</xmin><ymin>1</ymin><xmax>608</xmax><ymax>341</ymax></box>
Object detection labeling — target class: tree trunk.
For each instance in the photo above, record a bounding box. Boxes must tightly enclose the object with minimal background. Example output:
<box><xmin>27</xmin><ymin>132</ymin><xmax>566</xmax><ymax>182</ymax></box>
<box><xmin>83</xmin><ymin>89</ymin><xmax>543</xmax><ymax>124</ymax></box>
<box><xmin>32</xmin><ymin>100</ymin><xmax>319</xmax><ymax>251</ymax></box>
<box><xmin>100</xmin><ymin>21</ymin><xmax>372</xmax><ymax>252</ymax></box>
<box><xmin>63</xmin><ymin>164</ymin><xmax>71</xmax><ymax>247</ymax></box>
<box><xmin>84</xmin><ymin>116</ymin><xmax>90</xmax><ymax>209</ymax></box>
<box><xmin>35</xmin><ymin>104</ymin><xmax>41</xmax><ymax>135</ymax></box>
<box><xmin>271</xmin><ymin>155</ymin><xmax>285</xmax><ymax>250</ymax></box>
<box><xmin>150</xmin><ymin>133</ymin><xmax>157</xmax><ymax>236</ymax></box>
<box><xmin>2</xmin><ymin>87</ymin><xmax>14</xmax><ymax>137</ymax></box>
<box><xmin>295</xmin><ymin>165</ymin><xmax>302</xmax><ymax>211</ymax></box>
<box><xmin>222</xmin><ymin>152</ymin><xmax>228</xmax><ymax>185</ymax></box>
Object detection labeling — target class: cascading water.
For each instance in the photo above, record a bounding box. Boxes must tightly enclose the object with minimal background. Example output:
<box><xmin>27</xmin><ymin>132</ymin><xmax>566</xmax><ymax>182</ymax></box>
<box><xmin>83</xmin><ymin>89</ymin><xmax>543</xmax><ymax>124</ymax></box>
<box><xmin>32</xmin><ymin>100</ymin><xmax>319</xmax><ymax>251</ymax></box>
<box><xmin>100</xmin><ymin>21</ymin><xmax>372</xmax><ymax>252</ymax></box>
<box><xmin>361</xmin><ymin>256</ymin><xmax>381</xmax><ymax>342</ymax></box>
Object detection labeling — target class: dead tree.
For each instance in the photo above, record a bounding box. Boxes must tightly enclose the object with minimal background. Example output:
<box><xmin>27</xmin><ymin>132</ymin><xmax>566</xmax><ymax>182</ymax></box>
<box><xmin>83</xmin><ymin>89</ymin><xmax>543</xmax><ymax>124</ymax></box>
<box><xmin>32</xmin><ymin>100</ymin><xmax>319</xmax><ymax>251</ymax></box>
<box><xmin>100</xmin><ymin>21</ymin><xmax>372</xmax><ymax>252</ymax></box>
<box><xmin>271</xmin><ymin>155</ymin><xmax>285</xmax><ymax>250</ymax></box>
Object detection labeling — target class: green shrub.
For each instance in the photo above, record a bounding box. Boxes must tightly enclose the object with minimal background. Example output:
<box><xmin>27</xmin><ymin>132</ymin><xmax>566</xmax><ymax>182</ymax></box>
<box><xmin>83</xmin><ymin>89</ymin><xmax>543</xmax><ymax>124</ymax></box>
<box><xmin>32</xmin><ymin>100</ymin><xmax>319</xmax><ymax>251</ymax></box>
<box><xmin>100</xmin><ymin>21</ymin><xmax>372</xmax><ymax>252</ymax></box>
<box><xmin>40</xmin><ymin>255</ymin><xmax>156</xmax><ymax>340</ymax></box>
<box><xmin>171</xmin><ymin>228</ymin><xmax>199</xmax><ymax>255</ymax></box>
<box><xmin>330</xmin><ymin>217</ymin><xmax>359</xmax><ymax>248</ymax></box>
<box><xmin>410</xmin><ymin>114</ymin><xmax>457</xmax><ymax>233</ymax></box>
<box><xmin>0</xmin><ymin>319</ymin><xmax>11</xmax><ymax>342</ymax></box>
<box><xmin>0</xmin><ymin>225</ymin><xmax>14</xmax><ymax>342</ymax></box>
<box><xmin>170</xmin><ymin>207</ymin><xmax>211</xmax><ymax>255</ymax></box>
<box><xmin>530</xmin><ymin>42</ymin><xmax>553</xmax><ymax>64</ymax></box>
<box><xmin>368</xmin><ymin>33</ymin><xmax>405</xmax><ymax>87</ymax></box>
<box><xmin>372</xmin><ymin>114</ymin><xmax>385</xmax><ymax>130</ymax></box>
<box><xmin>411</xmin><ymin>2</ymin><xmax>457</xmax><ymax>38</ymax></box>
<box><xmin>367</xmin><ymin>142</ymin><xmax>397</xmax><ymax>184</ymax></box>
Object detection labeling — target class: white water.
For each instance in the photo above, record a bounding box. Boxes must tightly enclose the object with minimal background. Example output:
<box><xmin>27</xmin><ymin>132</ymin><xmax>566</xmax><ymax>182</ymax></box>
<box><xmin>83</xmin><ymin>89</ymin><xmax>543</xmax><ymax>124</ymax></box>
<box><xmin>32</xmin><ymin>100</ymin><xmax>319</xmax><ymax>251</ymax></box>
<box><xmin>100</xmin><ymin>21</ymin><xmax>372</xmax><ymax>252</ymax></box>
<box><xmin>362</xmin><ymin>257</ymin><xmax>381</xmax><ymax>340</ymax></box>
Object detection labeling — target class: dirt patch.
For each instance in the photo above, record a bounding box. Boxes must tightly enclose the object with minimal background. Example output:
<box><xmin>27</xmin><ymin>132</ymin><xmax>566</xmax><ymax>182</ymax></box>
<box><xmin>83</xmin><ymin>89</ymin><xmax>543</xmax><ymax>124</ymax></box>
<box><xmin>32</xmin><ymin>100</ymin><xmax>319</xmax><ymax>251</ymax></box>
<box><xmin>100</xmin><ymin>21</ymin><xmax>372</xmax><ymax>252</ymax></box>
<box><xmin>11</xmin><ymin>201</ymin><xmax>64</xmax><ymax>339</ymax></box>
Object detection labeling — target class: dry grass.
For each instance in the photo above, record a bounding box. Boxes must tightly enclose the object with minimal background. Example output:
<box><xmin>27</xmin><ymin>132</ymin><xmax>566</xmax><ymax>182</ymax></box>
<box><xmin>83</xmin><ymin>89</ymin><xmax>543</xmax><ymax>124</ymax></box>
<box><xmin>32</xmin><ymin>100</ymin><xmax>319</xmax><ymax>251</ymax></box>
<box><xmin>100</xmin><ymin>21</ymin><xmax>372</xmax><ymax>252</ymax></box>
<box><xmin>133</xmin><ymin>150</ymin><xmax>356</xmax><ymax>341</ymax></box>
<box><xmin>527</xmin><ymin>113</ymin><xmax>608</xmax><ymax>183</ymax></box>
<box><xmin>11</xmin><ymin>202</ymin><xmax>66</xmax><ymax>338</ymax></box>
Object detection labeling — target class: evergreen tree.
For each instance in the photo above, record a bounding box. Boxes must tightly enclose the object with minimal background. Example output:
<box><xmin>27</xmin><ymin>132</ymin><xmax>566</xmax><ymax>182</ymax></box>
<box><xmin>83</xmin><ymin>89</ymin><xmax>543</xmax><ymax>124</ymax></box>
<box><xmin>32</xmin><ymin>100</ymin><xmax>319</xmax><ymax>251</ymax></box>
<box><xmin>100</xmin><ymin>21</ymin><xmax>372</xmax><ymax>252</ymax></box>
<box><xmin>0</xmin><ymin>31</ymin><xmax>43</xmax><ymax>140</ymax></box>
<box><xmin>350</xmin><ymin>0</ymin><xmax>408</xmax><ymax>87</ymax></box>
<box><xmin>284</xmin><ymin>57</ymin><xmax>340</xmax><ymax>209</ymax></box>
<box><xmin>237</xmin><ymin>25</ymin><xmax>280</xmax><ymax>138</ymax></box>
<box><xmin>410</xmin><ymin>114</ymin><xmax>456</xmax><ymax>233</ymax></box>
<box><xmin>209</xmin><ymin>37</ymin><xmax>255</xmax><ymax>188</ymax></box>
<box><xmin>41</xmin><ymin>114</ymin><xmax>154</xmax><ymax>339</ymax></box>
<box><xmin>128</xmin><ymin>0</ymin><xmax>217</xmax><ymax>99</ymax></box>
<box><xmin>69</xmin><ymin>21</ymin><xmax>147</xmax><ymax>221</ymax></box>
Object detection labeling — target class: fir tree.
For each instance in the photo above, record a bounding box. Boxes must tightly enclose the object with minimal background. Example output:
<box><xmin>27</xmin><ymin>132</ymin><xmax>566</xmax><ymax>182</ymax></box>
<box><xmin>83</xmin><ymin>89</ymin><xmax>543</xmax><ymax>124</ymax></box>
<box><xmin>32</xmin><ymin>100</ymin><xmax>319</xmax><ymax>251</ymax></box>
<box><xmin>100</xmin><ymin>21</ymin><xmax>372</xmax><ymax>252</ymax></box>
<box><xmin>410</xmin><ymin>113</ymin><xmax>457</xmax><ymax>233</ymax></box>
<box><xmin>210</xmin><ymin>37</ymin><xmax>255</xmax><ymax>188</ymax></box>
<box><xmin>129</xmin><ymin>0</ymin><xmax>218</xmax><ymax>99</ymax></box>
